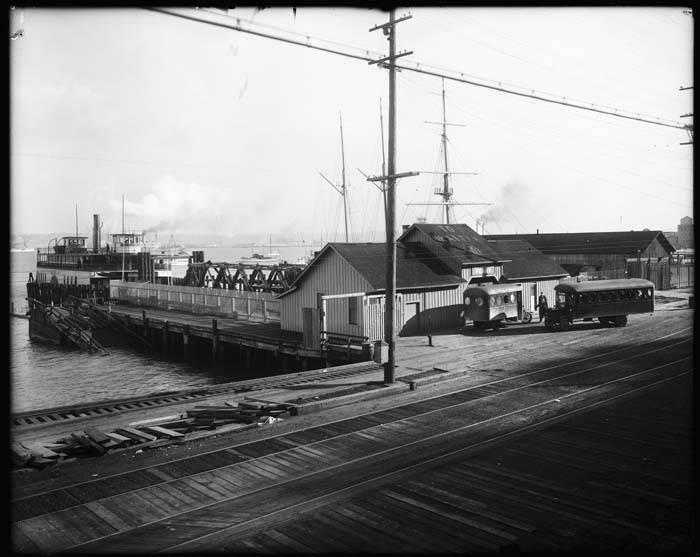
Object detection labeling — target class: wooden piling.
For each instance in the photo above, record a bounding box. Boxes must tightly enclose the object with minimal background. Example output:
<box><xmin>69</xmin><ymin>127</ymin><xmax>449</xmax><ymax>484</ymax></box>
<box><xmin>211</xmin><ymin>318</ymin><xmax>219</xmax><ymax>364</ymax></box>
<box><xmin>162</xmin><ymin>320</ymin><xmax>169</xmax><ymax>356</ymax></box>
<box><xmin>183</xmin><ymin>324</ymin><xmax>191</xmax><ymax>361</ymax></box>
<box><xmin>142</xmin><ymin>310</ymin><xmax>149</xmax><ymax>342</ymax></box>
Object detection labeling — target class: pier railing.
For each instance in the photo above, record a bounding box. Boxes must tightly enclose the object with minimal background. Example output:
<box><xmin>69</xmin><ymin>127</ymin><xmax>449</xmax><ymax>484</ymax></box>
<box><xmin>109</xmin><ymin>281</ymin><xmax>280</xmax><ymax>322</ymax></box>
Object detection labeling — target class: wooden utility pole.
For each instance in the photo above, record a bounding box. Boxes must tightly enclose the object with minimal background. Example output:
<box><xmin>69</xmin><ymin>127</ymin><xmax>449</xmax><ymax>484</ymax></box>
<box><xmin>369</xmin><ymin>10</ymin><xmax>416</xmax><ymax>383</ymax></box>
<box><xmin>679</xmin><ymin>85</ymin><xmax>693</xmax><ymax>146</ymax></box>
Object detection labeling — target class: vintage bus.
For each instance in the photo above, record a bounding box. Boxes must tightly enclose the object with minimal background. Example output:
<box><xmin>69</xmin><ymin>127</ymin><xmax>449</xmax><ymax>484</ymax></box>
<box><xmin>463</xmin><ymin>283</ymin><xmax>524</xmax><ymax>330</ymax></box>
<box><xmin>544</xmin><ymin>278</ymin><xmax>654</xmax><ymax>331</ymax></box>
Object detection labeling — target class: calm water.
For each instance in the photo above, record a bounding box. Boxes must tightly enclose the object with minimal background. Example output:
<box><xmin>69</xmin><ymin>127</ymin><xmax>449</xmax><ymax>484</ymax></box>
<box><xmin>9</xmin><ymin>244</ymin><xmax>318</xmax><ymax>413</ymax></box>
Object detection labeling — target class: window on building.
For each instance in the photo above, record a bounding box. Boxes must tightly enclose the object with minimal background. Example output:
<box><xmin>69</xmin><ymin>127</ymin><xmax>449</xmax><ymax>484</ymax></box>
<box><xmin>348</xmin><ymin>296</ymin><xmax>358</xmax><ymax>325</ymax></box>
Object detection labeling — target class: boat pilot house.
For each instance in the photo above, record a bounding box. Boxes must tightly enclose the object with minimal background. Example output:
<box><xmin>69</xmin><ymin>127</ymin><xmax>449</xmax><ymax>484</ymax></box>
<box><xmin>278</xmin><ymin>223</ymin><xmax>509</xmax><ymax>345</ymax></box>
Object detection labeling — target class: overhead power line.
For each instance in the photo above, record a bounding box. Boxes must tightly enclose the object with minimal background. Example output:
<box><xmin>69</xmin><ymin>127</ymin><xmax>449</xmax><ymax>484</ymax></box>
<box><xmin>147</xmin><ymin>7</ymin><xmax>690</xmax><ymax>132</ymax></box>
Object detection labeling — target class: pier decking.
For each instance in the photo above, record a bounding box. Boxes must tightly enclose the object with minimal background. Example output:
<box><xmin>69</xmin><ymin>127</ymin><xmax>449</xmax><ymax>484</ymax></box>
<box><xmin>10</xmin><ymin>303</ymin><xmax>694</xmax><ymax>554</ymax></box>
<box><xmin>93</xmin><ymin>302</ymin><xmax>374</xmax><ymax>368</ymax></box>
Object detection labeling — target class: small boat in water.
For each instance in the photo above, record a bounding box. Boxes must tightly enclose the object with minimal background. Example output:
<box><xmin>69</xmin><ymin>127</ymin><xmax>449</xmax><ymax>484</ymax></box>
<box><xmin>238</xmin><ymin>252</ymin><xmax>282</xmax><ymax>266</ymax></box>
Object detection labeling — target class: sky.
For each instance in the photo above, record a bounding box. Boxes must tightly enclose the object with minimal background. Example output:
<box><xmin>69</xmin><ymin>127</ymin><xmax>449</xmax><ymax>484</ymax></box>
<box><xmin>9</xmin><ymin>7</ymin><xmax>694</xmax><ymax>244</ymax></box>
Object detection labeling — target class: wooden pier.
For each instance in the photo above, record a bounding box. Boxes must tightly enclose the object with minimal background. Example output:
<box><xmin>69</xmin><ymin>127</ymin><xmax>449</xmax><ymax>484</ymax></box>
<box><xmin>94</xmin><ymin>303</ymin><xmax>374</xmax><ymax>370</ymax></box>
<box><xmin>10</xmin><ymin>310</ymin><xmax>693</xmax><ymax>554</ymax></box>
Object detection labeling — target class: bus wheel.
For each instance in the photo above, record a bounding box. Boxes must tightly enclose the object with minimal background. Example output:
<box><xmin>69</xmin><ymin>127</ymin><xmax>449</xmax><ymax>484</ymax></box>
<box><xmin>559</xmin><ymin>317</ymin><xmax>571</xmax><ymax>331</ymax></box>
<box><xmin>522</xmin><ymin>311</ymin><xmax>532</xmax><ymax>324</ymax></box>
<box><xmin>614</xmin><ymin>316</ymin><xmax>628</xmax><ymax>327</ymax></box>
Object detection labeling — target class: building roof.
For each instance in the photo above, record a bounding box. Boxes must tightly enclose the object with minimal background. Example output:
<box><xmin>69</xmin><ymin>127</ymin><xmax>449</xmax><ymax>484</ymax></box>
<box><xmin>399</xmin><ymin>223</ymin><xmax>506</xmax><ymax>265</ymax></box>
<box><xmin>486</xmin><ymin>239</ymin><xmax>569</xmax><ymax>280</ymax></box>
<box><xmin>485</xmin><ymin>231</ymin><xmax>675</xmax><ymax>256</ymax></box>
<box><xmin>280</xmin><ymin>242</ymin><xmax>464</xmax><ymax>297</ymax></box>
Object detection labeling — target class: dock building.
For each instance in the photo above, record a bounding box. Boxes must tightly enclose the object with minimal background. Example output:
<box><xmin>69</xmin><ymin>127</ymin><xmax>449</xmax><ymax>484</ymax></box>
<box><xmin>279</xmin><ymin>223</ymin><xmax>510</xmax><ymax>343</ymax></box>
<box><xmin>486</xmin><ymin>230</ymin><xmax>676</xmax><ymax>290</ymax></box>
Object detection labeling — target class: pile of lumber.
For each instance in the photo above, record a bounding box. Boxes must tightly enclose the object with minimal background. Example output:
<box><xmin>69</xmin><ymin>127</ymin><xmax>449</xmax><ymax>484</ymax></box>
<box><xmin>186</xmin><ymin>399</ymin><xmax>295</xmax><ymax>424</ymax></box>
<box><xmin>11</xmin><ymin>399</ymin><xmax>295</xmax><ymax>470</ymax></box>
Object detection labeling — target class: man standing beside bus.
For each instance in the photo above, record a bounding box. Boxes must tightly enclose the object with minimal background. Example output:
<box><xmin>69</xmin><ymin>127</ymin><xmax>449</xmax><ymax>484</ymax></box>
<box><xmin>535</xmin><ymin>293</ymin><xmax>548</xmax><ymax>322</ymax></box>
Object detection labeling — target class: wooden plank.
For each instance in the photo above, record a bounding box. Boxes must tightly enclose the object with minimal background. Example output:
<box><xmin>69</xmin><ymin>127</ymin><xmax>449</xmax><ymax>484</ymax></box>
<box><xmin>115</xmin><ymin>426</ymin><xmax>157</xmax><ymax>443</ymax></box>
<box><xmin>382</xmin><ymin>488</ymin><xmax>520</xmax><ymax>543</ymax></box>
<box><xmin>16</xmin><ymin>515</ymin><xmax>76</xmax><ymax>554</ymax></box>
<box><xmin>402</xmin><ymin>480</ymin><xmax>537</xmax><ymax>533</ymax></box>
<box><xmin>141</xmin><ymin>425</ymin><xmax>185</xmax><ymax>439</ymax></box>
<box><xmin>106</xmin><ymin>432</ymin><xmax>134</xmax><ymax>446</ymax></box>
<box><xmin>84</xmin><ymin>426</ymin><xmax>112</xmax><ymax>445</ymax></box>
<box><xmin>10</xmin><ymin>442</ymin><xmax>31</xmax><ymax>466</ymax></box>
<box><xmin>330</xmin><ymin>506</ymin><xmax>426</xmax><ymax>553</ymax></box>
<box><xmin>82</xmin><ymin>500</ymin><xmax>132</xmax><ymax>531</ymax></box>
<box><xmin>70</xmin><ymin>432</ymin><xmax>106</xmax><ymax>455</ymax></box>
<box><xmin>9</xmin><ymin>523</ymin><xmax>43</xmax><ymax>554</ymax></box>
<box><xmin>19</xmin><ymin>442</ymin><xmax>61</xmax><ymax>459</ymax></box>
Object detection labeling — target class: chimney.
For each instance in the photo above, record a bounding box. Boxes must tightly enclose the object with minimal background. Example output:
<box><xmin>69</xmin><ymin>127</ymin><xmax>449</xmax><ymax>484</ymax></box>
<box><xmin>92</xmin><ymin>214</ymin><xmax>101</xmax><ymax>252</ymax></box>
<box><xmin>402</xmin><ymin>224</ymin><xmax>409</xmax><ymax>232</ymax></box>
<box><xmin>536</xmin><ymin>228</ymin><xmax>539</xmax><ymax>235</ymax></box>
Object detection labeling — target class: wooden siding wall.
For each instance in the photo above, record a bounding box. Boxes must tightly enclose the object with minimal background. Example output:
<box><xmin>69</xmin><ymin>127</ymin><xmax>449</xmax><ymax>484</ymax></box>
<box><xmin>280</xmin><ymin>250</ymin><xmax>372</xmax><ymax>335</ymax></box>
<box><xmin>110</xmin><ymin>281</ymin><xmax>279</xmax><ymax>322</ymax></box>
<box><xmin>642</xmin><ymin>238</ymin><xmax>673</xmax><ymax>259</ymax></box>
<box><xmin>549</xmin><ymin>254</ymin><xmax>628</xmax><ymax>279</ymax></box>
<box><xmin>362</xmin><ymin>286</ymin><xmax>463</xmax><ymax>341</ymax></box>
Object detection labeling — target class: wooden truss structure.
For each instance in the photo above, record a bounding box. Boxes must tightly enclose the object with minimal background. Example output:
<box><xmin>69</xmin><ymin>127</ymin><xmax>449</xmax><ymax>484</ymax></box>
<box><xmin>182</xmin><ymin>262</ymin><xmax>303</xmax><ymax>293</ymax></box>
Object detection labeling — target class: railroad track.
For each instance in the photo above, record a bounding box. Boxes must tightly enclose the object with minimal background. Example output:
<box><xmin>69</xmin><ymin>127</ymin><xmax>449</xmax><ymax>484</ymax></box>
<box><xmin>10</xmin><ymin>331</ymin><xmax>692</xmax><ymax>554</ymax></box>
<box><xmin>10</xmin><ymin>361</ymin><xmax>383</xmax><ymax>429</ymax></box>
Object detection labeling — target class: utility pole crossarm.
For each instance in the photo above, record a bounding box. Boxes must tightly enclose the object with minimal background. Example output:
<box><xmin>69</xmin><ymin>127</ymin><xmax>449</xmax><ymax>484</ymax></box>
<box><xmin>369</xmin><ymin>13</ymin><xmax>412</xmax><ymax>32</ymax></box>
<box><xmin>358</xmin><ymin>168</ymin><xmax>385</xmax><ymax>192</ymax></box>
<box><xmin>369</xmin><ymin>50</ymin><xmax>413</xmax><ymax>66</ymax></box>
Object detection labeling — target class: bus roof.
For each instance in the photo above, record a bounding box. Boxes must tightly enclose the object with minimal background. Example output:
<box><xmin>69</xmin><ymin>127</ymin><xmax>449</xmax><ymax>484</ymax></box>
<box><xmin>555</xmin><ymin>278</ymin><xmax>654</xmax><ymax>294</ymax></box>
<box><xmin>464</xmin><ymin>282</ymin><xmax>522</xmax><ymax>296</ymax></box>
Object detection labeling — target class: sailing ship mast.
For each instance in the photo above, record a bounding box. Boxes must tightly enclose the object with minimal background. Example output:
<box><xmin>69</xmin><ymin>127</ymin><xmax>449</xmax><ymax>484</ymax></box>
<box><xmin>319</xmin><ymin>112</ymin><xmax>350</xmax><ymax>242</ymax></box>
<box><xmin>407</xmin><ymin>78</ymin><xmax>490</xmax><ymax>225</ymax></box>
<box><xmin>121</xmin><ymin>195</ymin><xmax>126</xmax><ymax>281</ymax></box>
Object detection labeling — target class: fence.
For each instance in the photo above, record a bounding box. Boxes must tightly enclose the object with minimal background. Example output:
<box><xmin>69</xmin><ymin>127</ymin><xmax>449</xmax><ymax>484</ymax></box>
<box><xmin>109</xmin><ymin>281</ymin><xmax>280</xmax><ymax>322</ymax></box>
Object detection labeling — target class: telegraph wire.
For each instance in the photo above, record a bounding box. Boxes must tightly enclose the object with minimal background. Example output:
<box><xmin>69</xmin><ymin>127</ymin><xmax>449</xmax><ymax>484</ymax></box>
<box><xmin>146</xmin><ymin>8</ymin><xmax>690</xmax><ymax>133</ymax></box>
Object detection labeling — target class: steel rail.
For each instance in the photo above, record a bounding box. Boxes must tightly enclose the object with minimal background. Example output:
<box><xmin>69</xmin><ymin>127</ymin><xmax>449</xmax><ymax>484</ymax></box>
<box><xmin>13</xmin><ymin>335</ymin><xmax>691</xmax><ymax>506</ymax></box>
<box><xmin>61</xmin><ymin>357</ymin><xmax>691</xmax><ymax>553</ymax></box>
<box><xmin>10</xmin><ymin>362</ymin><xmax>382</xmax><ymax>429</ymax></box>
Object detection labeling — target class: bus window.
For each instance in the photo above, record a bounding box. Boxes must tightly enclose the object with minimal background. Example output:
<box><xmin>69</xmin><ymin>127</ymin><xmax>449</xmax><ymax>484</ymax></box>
<box><xmin>556</xmin><ymin>291</ymin><xmax>567</xmax><ymax>308</ymax></box>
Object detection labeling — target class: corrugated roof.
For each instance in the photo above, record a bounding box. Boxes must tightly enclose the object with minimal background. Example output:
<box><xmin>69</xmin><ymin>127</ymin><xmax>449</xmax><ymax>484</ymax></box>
<box><xmin>485</xmin><ymin>231</ymin><xmax>675</xmax><ymax>256</ymax></box>
<box><xmin>331</xmin><ymin>242</ymin><xmax>464</xmax><ymax>291</ymax></box>
<box><xmin>399</xmin><ymin>223</ymin><xmax>505</xmax><ymax>264</ymax></box>
<box><xmin>486</xmin><ymin>239</ymin><xmax>569</xmax><ymax>280</ymax></box>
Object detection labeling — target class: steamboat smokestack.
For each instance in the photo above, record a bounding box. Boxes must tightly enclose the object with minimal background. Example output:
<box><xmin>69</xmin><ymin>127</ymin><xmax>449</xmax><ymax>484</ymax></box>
<box><xmin>93</xmin><ymin>214</ymin><xmax>101</xmax><ymax>253</ymax></box>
